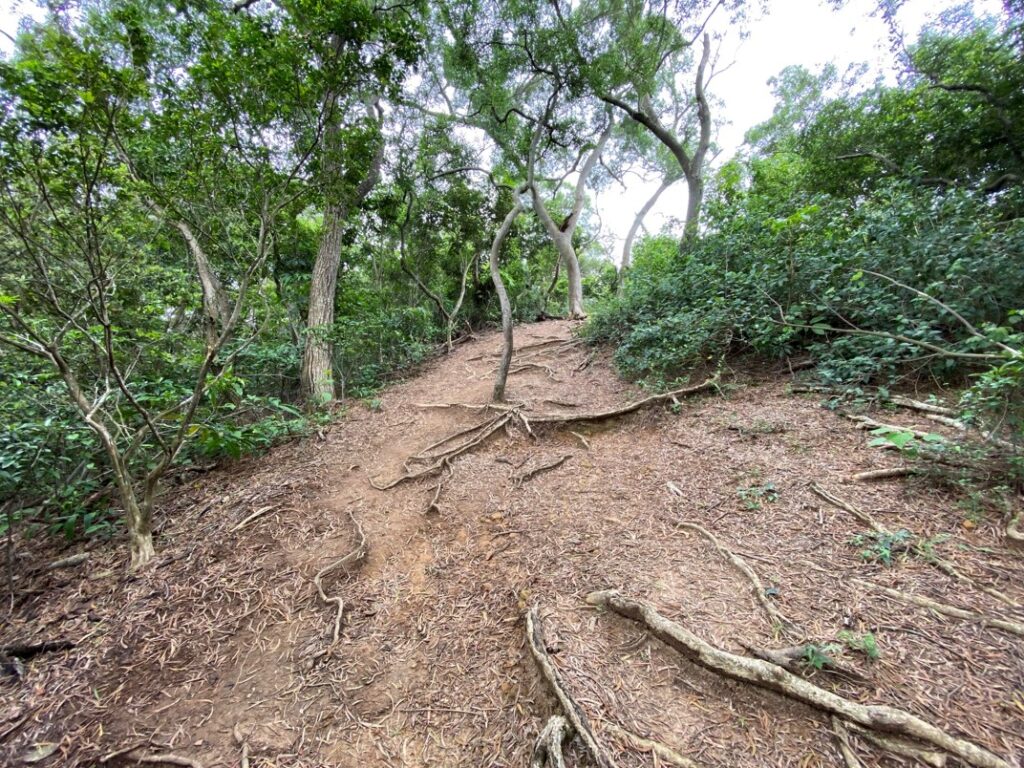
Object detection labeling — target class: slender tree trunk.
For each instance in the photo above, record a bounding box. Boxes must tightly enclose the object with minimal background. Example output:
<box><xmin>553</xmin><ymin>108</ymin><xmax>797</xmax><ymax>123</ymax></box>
<box><xmin>301</xmin><ymin>102</ymin><xmax>383</xmax><ymax>406</ymax></box>
<box><xmin>683</xmin><ymin>173</ymin><xmax>704</xmax><ymax>245</ymax></box>
<box><xmin>620</xmin><ymin>176</ymin><xmax>673</xmax><ymax>286</ymax></box>
<box><xmin>490</xmin><ymin>198</ymin><xmax>525</xmax><ymax>402</ymax></box>
<box><xmin>301</xmin><ymin>202</ymin><xmax>346</xmax><ymax>404</ymax></box>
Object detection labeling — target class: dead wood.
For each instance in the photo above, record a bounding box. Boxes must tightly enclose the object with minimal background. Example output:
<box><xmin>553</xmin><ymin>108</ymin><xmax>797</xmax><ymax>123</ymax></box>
<box><xmin>602</xmin><ymin>721</ymin><xmax>702</xmax><ymax>768</ymax></box>
<box><xmin>675</xmin><ymin>520</ymin><xmax>791</xmax><ymax>632</ymax></box>
<box><xmin>848</xmin><ymin>467</ymin><xmax>916</xmax><ymax>482</ymax></box>
<box><xmin>843</xmin><ymin>414</ymin><xmax>944</xmax><ymax>444</ymax></box>
<box><xmin>44</xmin><ymin>552</ymin><xmax>90</xmax><ymax>571</ymax></box>
<box><xmin>844</xmin><ymin>721</ymin><xmax>947</xmax><ymax>767</ymax></box>
<box><xmin>525</xmin><ymin>607</ymin><xmax>614</xmax><ymax>768</ymax></box>
<box><xmin>585</xmin><ymin>590</ymin><xmax>1010</xmax><ymax>768</ymax></box>
<box><xmin>832</xmin><ymin>716</ymin><xmax>865</xmax><ymax>768</ymax></box>
<box><xmin>812</xmin><ymin>483</ymin><xmax>1019</xmax><ymax>608</ymax></box>
<box><xmin>531</xmin><ymin>374</ymin><xmax>719</xmax><ymax>425</ymax></box>
<box><xmin>125</xmin><ymin>752</ymin><xmax>204</xmax><ymax>768</ymax></box>
<box><xmin>531</xmin><ymin>715</ymin><xmax>571</xmax><ymax>768</ymax></box>
<box><xmin>889</xmin><ymin>396</ymin><xmax>956</xmax><ymax>417</ymax></box>
<box><xmin>231</xmin><ymin>505</ymin><xmax>278</xmax><ymax>533</ymax></box>
<box><xmin>514</xmin><ymin>455</ymin><xmax>572</xmax><ymax>487</ymax></box>
<box><xmin>852</xmin><ymin>579</ymin><xmax>1024</xmax><ymax>637</ymax></box>
<box><xmin>233</xmin><ymin>724</ymin><xmax>250</xmax><ymax>768</ymax></box>
<box><xmin>313</xmin><ymin>507</ymin><xmax>368</xmax><ymax>649</ymax></box>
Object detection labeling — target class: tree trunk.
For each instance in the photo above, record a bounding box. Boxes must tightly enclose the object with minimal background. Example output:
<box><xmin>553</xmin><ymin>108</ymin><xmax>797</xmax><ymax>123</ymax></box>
<box><xmin>301</xmin><ymin>101</ymin><xmax>383</xmax><ymax>406</ymax></box>
<box><xmin>301</xmin><ymin>202</ymin><xmax>347</xmax><ymax>404</ymax></box>
<box><xmin>620</xmin><ymin>176</ymin><xmax>673</xmax><ymax>286</ymax></box>
<box><xmin>682</xmin><ymin>172</ymin><xmax>704</xmax><ymax>247</ymax></box>
<box><xmin>490</xmin><ymin>198</ymin><xmax>525</xmax><ymax>402</ymax></box>
<box><xmin>557</xmin><ymin>235</ymin><xmax>585</xmax><ymax>318</ymax></box>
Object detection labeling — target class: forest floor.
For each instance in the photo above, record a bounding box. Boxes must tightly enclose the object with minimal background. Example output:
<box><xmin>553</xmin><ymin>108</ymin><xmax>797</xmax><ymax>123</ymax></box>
<box><xmin>2</xmin><ymin>320</ymin><xmax>1023</xmax><ymax>768</ymax></box>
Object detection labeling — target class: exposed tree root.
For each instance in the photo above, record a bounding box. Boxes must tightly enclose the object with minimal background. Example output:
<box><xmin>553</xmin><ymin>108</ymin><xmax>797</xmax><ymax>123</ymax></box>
<box><xmin>525</xmin><ymin>607</ymin><xmax>613</xmax><ymax>768</ymax></box>
<box><xmin>602</xmin><ymin>721</ymin><xmax>702</xmax><ymax>768</ymax></box>
<box><xmin>812</xmin><ymin>483</ymin><xmax>1019</xmax><ymax>608</ymax></box>
<box><xmin>425</xmin><ymin>459</ymin><xmax>452</xmax><ymax>515</ymax></box>
<box><xmin>531</xmin><ymin>715</ymin><xmax>572</xmax><ymax>768</ymax></box>
<box><xmin>852</xmin><ymin>579</ymin><xmax>1024</xmax><ymax>637</ymax></box>
<box><xmin>675</xmin><ymin>520</ymin><xmax>791</xmax><ymax>632</ymax></box>
<box><xmin>372</xmin><ymin>375</ymin><xmax>718</xmax><ymax>490</ymax></box>
<box><xmin>531</xmin><ymin>374</ymin><xmax>719</xmax><ymax>425</ymax></box>
<box><xmin>233</xmin><ymin>724</ymin><xmax>250</xmax><ymax>768</ymax></box>
<box><xmin>844</xmin><ymin>721</ymin><xmax>947</xmax><ymax>767</ymax></box>
<box><xmin>585</xmin><ymin>590</ymin><xmax>1010</xmax><ymax>768</ymax></box>
<box><xmin>832</xmin><ymin>716</ymin><xmax>865</xmax><ymax>768</ymax></box>
<box><xmin>848</xmin><ymin>467</ymin><xmax>917</xmax><ymax>482</ymax></box>
<box><xmin>810</xmin><ymin>483</ymin><xmax>886</xmax><ymax>531</ymax></box>
<box><xmin>514</xmin><ymin>454</ymin><xmax>572</xmax><ymax>487</ymax></box>
<box><xmin>313</xmin><ymin>508</ymin><xmax>367</xmax><ymax>651</ymax></box>
<box><xmin>744</xmin><ymin>644</ymin><xmax>869</xmax><ymax>685</ymax></box>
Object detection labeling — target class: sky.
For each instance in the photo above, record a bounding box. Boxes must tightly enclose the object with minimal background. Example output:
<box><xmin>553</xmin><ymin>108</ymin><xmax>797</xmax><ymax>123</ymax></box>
<box><xmin>0</xmin><ymin>0</ymin><xmax>1003</xmax><ymax>264</ymax></box>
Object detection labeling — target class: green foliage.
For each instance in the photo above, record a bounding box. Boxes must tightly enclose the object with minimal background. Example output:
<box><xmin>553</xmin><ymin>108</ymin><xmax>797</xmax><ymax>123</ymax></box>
<box><xmin>836</xmin><ymin>630</ymin><xmax>880</xmax><ymax>661</ymax></box>
<box><xmin>849</xmin><ymin>529</ymin><xmax>914</xmax><ymax>566</ymax></box>
<box><xmin>737</xmin><ymin>482</ymin><xmax>779</xmax><ymax>511</ymax></box>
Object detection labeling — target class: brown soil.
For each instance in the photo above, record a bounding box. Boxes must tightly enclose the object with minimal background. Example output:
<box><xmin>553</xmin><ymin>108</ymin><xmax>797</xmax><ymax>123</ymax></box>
<box><xmin>2</xmin><ymin>320</ymin><xmax>1023</xmax><ymax>767</ymax></box>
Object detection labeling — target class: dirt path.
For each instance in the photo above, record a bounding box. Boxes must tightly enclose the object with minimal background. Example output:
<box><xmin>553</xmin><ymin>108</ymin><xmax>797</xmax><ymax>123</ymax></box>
<box><xmin>3</xmin><ymin>320</ymin><xmax>1023</xmax><ymax>767</ymax></box>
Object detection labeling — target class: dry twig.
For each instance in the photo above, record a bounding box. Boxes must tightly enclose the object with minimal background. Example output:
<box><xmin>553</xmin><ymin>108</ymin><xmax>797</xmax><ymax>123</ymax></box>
<box><xmin>313</xmin><ymin>507</ymin><xmax>368</xmax><ymax>648</ymax></box>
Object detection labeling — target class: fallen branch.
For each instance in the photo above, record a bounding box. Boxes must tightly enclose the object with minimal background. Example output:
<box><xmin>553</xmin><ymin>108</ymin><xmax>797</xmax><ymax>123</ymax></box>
<box><xmin>514</xmin><ymin>455</ymin><xmax>572</xmax><ymax>487</ymax></box>
<box><xmin>602</xmin><ymin>721</ymin><xmax>702</xmax><ymax>768</ymax></box>
<box><xmin>126</xmin><ymin>752</ymin><xmax>204</xmax><ymax>768</ymax></box>
<box><xmin>531</xmin><ymin>374</ymin><xmax>719</xmax><ymax>425</ymax></box>
<box><xmin>585</xmin><ymin>590</ymin><xmax>1010</xmax><ymax>768</ymax></box>
<box><xmin>313</xmin><ymin>508</ymin><xmax>368</xmax><ymax>649</ymax></box>
<box><xmin>843</xmin><ymin>414</ymin><xmax>943</xmax><ymax>444</ymax></box>
<box><xmin>525</xmin><ymin>607</ymin><xmax>613</xmax><ymax>768</ymax></box>
<box><xmin>852</xmin><ymin>579</ymin><xmax>1024</xmax><ymax>637</ymax></box>
<box><xmin>233</xmin><ymin>724</ymin><xmax>250</xmax><ymax>768</ymax></box>
<box><xmin>231</xmin><ymin>505</ymin><xmax>278</xmax><ymax>533</ymax></box>
<box><xmin>889</xmin><ymin>396</ymin><xmax>956</xmax><ymax>417</ymax></box>
<box><xmin>44</xmin><ymin>552</ymin><xmax>90</xmax><ymax>571</ymax></box>
<box><xmin>675</xmin><ymin>520</ymin><xmax>791</xmax><ymax>632</ymax></box>
<box><xmin>1008</xmin><ymin>514</ymin><xmax>1023</xmax><ymax>547</ymax></box>
<box><xmin>848</xmin><ymin>467</ymin><xmax>916</xmax><ymax>482</ymax></box>
<box><xmin>531</xmin><ymin>715</ymin><xmax>571</xmax><ymax>768</ymax></box>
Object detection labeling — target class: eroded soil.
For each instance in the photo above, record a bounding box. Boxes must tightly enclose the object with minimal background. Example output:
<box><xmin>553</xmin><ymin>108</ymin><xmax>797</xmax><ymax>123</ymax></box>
<box><xmin>2</xmin><ymin>321</ymin><xmax>1023</xmax><ymax>767</ymax></box>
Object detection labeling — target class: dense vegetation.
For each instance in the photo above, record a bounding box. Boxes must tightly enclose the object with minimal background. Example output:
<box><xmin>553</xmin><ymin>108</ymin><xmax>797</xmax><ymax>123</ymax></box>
<box><xmin>1</xmin><ymin>0</ymin><xmax>1021</xmax><ymax>567</ymax></box>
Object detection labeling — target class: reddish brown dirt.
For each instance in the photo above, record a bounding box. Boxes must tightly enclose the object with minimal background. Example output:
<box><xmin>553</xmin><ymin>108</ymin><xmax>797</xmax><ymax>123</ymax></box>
<box><xmin>2</xmin><ymin>320</ymin><xmax>1023</xmax><ymax>768</ymax></box>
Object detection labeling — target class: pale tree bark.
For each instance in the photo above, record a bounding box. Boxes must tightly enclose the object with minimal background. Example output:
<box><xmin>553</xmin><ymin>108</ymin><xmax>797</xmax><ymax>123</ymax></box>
<box><xmin>301</xmin><ymin>102</ymin><xmax>384</xmax><ymax>405</ymax></box>
<box><xmin>529</xmin><ymin>115</ymin><xmax>614</xmax><ymax>319</ymax></box>
<box><xmin>619</xmin><ymin>175</ymin><xmax>676</xmax><ymax>286</ymax></box>
<box><xmin>173</xmin><ymin>219</ymin><xmax>231</xmax><ymax>344</ymax></box>
<box><xmin>490</xmin><ymin>192</ymin><xmax>527</xmax><ymax>402</ymax></box>
<box><xmin>602</xmin><ymin>32</ymin><xmax>712</xmax><ymax>250</ymax></box>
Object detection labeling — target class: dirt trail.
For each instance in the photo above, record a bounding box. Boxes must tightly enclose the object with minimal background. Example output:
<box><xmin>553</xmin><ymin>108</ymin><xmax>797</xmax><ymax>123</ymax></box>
<box><xmin>2</xmin><ymin>320</ymin><xmax>1023</xmax><ymax>768</ymax></box>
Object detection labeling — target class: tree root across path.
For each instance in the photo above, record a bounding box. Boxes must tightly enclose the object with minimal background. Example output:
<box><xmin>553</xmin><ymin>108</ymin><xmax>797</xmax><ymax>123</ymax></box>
<box><xmin>370</xmin><ymin>374</ymin><xmax>719</xmax><ymax>491</ymax></box>
<box><xmin>585</xmin><ymin>590</ymin><xmax>1011</xmax><ymax>768</ymax></box>
<box><xmin>526</xmin><ymin>607</ymin><xmax>614</xmax><ymax>768</ymax></box>
<box><xmin>852</xmin><ymin>579</ymin><xmax>1024</xmax><ymax>637</ymax></box>
<box><xmin>530</xmin><ymin>715</ymin><xmax>572</xmax><ymax>768</ymax></box>
<box><xmin>312</xmin><ymin>506</ymin><xmax>368</xmax><ymax>657</ymax></box>
<box><xmin>674</xmin><ymin>519</ymin><xmax>792</xmax><ymax>634</ymax></box>
<box><xmin>810</xmin><ymin>483</ymin><xmax>1020</xmax><ymax>609</ymax></box>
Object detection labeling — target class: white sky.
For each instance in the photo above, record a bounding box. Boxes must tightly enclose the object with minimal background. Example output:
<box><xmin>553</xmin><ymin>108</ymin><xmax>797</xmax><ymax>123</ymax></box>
<box><xmin>1</xmin><ymin>0</ymin><xmax>1002</xmax><ymax>264</ymax></box>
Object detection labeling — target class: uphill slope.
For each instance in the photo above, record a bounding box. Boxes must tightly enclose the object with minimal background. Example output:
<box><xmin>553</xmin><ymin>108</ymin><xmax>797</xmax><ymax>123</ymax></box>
<box><xmin>2</xmin><ymin>320</ymin><xmax>1022</xmax><ymax>768</ymax></box>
